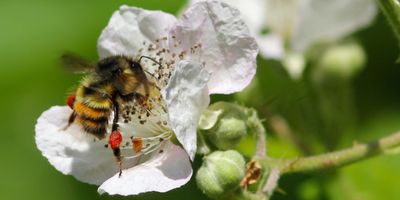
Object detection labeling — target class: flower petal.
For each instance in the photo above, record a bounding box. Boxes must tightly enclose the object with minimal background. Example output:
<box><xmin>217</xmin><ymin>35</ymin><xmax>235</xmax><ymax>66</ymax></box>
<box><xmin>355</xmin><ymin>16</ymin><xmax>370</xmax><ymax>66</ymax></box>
<box><xmin>256</xmin><ymin>33</ymin><xmax>284</xmax><ymax>59</ymax></box>
<box><xmin>170</xmin><ymin>0</ymin><xmax>258</xmax><ymax>94</ymax></box>
<box><xmin>189</xmin><ymin>0</ymin><xmax>266</xmax><ymax>35</ymax></box>
<box><xmin>189</xmin><ymin>0</ymin><xmax>283</xmax><ymax>59</ymax></box>
<box><xmin>162</xmin><ymin>61</ymin><xmax>211</xmax><ymax>160</ymax></box>
<box><xmin>98</xmin><ymin>5</ymin><xmax>178</xmax><ymax>59</ymax></box>
<box><xmin>292</xmin><ymin>0</ymin><xmax>377</xmax><ymax>52</ymax></box>
<box><xmin>35</xmin><ymin>106</ymin><xmax>119</xmax><ymax>185</ymax></box>
<box><xmin>98</xmin><ymin>142</ymin><xmax>192</xmax><ymax>196</ymax></box>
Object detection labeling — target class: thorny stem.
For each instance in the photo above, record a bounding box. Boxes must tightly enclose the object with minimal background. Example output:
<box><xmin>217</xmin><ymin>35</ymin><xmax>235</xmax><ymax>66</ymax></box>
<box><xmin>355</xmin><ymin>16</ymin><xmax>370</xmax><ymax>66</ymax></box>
<box><xmin>377</xmin><ymin>0</ymin><xmax>400</xmax><ymax>47</ymax></box>
<box><xmin>254</xmin><ymin>123</ymin><xmax>267</xmax><ymax>158</ymax></box>
<box><xmin>261</xmin><ymin>169</ymin><xmax>280</xmax><ymax>195</ymax></box>
<box><xmin>260</xmin><ymin>131</ymin><xmax>400</xmax><ymax>174</ymax></box>
<box><xmin>247</xmin><ymin>110</ymin><xmax>267</xmax><ymax>158</ymax></box>
<box><xmin>240</xmin><ymin>131</ymin><xmax>400</xmax><ymax>200</ymax></box>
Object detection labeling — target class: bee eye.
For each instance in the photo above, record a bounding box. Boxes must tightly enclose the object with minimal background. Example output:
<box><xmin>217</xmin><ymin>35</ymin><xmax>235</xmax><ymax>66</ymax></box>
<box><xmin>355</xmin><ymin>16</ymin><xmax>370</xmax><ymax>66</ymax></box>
<box><xmin>131</xmin><ymin>62</ymin><xmax>139</xmax><ymax>69</ymax></box>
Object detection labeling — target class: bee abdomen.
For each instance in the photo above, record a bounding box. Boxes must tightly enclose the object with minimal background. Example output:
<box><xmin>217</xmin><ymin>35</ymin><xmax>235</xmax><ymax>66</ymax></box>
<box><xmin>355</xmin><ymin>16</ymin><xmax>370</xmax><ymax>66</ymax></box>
<box><xmin>73</xmin><ymin>102</ymin><xmax>110</xmax><ymax>138</ymax></box>
<box><xmin>76</xmin><ymin>115</ymin><xmax>109</xmax><ymax>138</ymax></box>
<box><xmin>74</xmin><ymin>102</ymin><xmax>110</xmax><ymax>119</ymax></box>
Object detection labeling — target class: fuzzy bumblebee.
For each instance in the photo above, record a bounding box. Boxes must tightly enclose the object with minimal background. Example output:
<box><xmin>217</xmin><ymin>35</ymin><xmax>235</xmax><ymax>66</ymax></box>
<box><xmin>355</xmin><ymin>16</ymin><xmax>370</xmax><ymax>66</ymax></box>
<box><xmin>62</xmin><ymin>54</ymin><xmax>161</xmax><ymax>176</ymax></box>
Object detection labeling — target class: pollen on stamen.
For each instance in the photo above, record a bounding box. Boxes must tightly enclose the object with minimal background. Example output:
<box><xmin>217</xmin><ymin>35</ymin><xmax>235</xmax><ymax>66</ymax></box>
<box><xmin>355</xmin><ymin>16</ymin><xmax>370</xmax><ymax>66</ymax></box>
<box><xmin>132</xmin><ymin>138</ymin><xmax>143</xmax><ymax>153</ymax></box>
<box><xmin>122</xmin><ymin>35</ymin><xmax>205</xmax><ymax>137</ymax></box>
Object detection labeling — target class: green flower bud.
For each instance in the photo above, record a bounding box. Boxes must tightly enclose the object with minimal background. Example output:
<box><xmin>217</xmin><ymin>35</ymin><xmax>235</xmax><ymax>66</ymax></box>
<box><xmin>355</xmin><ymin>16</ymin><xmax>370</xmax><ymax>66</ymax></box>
<box><xmin>208</xmin><ymin>117</ymin><xmax>247</xmax><ymax>150</ymax></box>
<box><xmin>318</xmin><ymin>42</ymin><xmax>366</xmax><ymax>79</ymax></box>
<box><xmin>199</xmin><ymin>102</ymin><xmax>249</xmax><ymax>150</ymax></box>
<box><xmin>196</xmin><ymin>150</ymin><xmax>246</xmax><ymax>198</ymax></box>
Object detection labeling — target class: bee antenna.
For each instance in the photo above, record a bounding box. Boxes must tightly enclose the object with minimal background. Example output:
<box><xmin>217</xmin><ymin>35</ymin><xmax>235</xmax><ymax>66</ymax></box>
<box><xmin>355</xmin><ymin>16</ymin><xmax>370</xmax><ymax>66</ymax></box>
<box><xmin>144</xmin><ymin>70</ymin><xmax>157</xmax><ymax>80</ymax></box>
<box><xmin>138</xmin><ymin>56</ymin><xmax>162</xmax><ymax>67</ymax></box>
<box><xmin>138</xmin><ymin>56</ymin><xmax>163</xmax><ymax>80</ymax></box>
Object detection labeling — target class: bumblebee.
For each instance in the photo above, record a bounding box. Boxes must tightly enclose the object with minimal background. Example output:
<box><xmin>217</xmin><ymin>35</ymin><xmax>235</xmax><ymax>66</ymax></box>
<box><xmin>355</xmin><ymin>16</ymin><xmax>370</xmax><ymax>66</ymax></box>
<box><xmin>62</xmin><ymin>53</ymin><xmax>160</xmax><ymax>176</ymax></box>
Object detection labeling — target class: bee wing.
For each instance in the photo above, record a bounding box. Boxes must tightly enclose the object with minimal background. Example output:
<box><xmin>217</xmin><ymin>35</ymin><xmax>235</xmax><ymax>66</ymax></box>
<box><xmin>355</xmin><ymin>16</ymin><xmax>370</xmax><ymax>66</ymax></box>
<box><xmin>61</xmin><ymin>53</ymin><xmax>95</xmax><ymax>74</ymax></box>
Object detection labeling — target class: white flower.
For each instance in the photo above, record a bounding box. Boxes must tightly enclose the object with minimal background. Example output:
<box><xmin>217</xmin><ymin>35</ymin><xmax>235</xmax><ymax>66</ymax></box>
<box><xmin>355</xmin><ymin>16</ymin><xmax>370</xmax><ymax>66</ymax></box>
<box><xmin>189</xmin><ymin>0</ymin><xmax>377</xmax><ymax>78</ymax></box>
<box><xmin>35</xmin><ymin>0</ymin><xmax>257</xmax><ymax>196</ymax></box>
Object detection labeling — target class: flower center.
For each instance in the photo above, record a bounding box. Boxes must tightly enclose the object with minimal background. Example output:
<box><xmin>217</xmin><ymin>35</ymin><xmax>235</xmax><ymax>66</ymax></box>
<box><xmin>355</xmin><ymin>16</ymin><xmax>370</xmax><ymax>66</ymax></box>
<box><xmin>106</xmin><ymin>35</ymin><xmax>203</xmax><ymax>159</ymax></box>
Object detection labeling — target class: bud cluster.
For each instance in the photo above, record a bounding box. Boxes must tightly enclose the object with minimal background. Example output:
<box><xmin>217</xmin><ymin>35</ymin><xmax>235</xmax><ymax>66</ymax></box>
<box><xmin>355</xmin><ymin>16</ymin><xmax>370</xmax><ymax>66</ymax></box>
<box><xmin>196</xmin><ymin>102</ymin><xmax>267</xmax><ymax>199</ymax></box>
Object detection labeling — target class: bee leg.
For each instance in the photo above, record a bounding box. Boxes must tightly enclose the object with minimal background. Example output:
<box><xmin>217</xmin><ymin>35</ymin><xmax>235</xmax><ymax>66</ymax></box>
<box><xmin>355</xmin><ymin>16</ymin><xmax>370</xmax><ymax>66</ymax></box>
<box><xmin>112</xmin><ymin>147</ymin><xmax>122</xmax><ymax>177</ymax></box>
<box><xmin>110</xmin><ymin>132</ymin><xmax>123</xmax><ymax>177</ymax></box>
<box><xmin>109</xmin><ymin>96</ymin><xmax>123</xmax><ymax>177</ymax></box>
<box><xmin>63</xmin><ymin>112</ymin><xmax>76</xmax><ymax>130</ymax></box>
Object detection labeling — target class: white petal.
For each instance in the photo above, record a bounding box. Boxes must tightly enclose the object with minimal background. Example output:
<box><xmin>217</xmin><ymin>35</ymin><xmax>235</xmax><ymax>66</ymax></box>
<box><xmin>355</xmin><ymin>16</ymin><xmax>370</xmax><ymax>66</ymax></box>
<box><xmin>256</xmin><ymin>33</ymin><xmax>285</xmax><ymax>59</ymax></box>
<box><xmin>170</xmin><ymin>0</ymin><xmax>258</xmax><ymax>94</ymax></box>
<box><xmin>98</xmin><ymin>142</ymin><xmax>192</xmax><ymax>196</ymax></box>
<box><xmin>292</xmin><ymin>0</ymin><xmax>377</xmax><ymax>52</ymax></box>
<box><xmin>35</xmin><ymin>106</ymin><xmax>119</xmax><ymax>185</ymax></box>
<box><xmin>217</xmin><ymin>0</ymin><xmax>285</xmax><ymax>59</ymax></box>
<box><xmin>187</xmin><ymin>0</ymin><xmax>283</xmax><ymax>59</ymax></box>
<box><xmin>189</xmin><ymin>0</ymin><xmax>267</xmax><ymax>36</ymax></box>
<box><xmin>265</xmin><ymin>0</ymin><xmax>300</xmax><ymax>40</ymax></box>
<box><xmin>162</xmin><ymin>61</ymin><xmax>211</xmax><ymax>160</ymax></box>
<box><xmin>98</xmin><ymin>5</ymin><xmax>178</xmax><ymax>58</ymax></box>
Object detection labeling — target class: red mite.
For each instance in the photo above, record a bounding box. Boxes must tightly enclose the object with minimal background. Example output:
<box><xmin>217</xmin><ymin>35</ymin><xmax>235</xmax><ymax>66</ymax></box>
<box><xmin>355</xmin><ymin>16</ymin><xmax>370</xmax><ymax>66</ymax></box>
<box><xmin>109</xmin><ymin>130</ymin><xmax>123</xmax><ymax>177</ymax></box>
<box><xmin>109</xmin><ymin>130</ymin><xmax>123</xmax><ymax>150</ymax></box>
<box><xmin>66</xmin><ymin>94</ymin><xmax>124</xmax><ymax>177</ymax></box>
<box><xmin>67</xmin><ymin>94</ymin><xmax>124</xmax><ymax>151</ymax></box>
<box><xmin>66</xmin><ymin>95</ymin><xmax>76</xmax><ymax>109</ymax></box>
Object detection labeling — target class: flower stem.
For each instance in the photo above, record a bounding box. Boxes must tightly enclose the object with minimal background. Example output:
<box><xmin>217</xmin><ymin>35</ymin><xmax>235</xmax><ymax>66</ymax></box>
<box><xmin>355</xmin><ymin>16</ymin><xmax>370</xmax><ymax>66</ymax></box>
<box><xmin>247</xmin><ymin>109</ymin><xmax>267</xmax><ymax>158</ymax></box>
<box><xmin>261</xmin><ymin>131</ymin><xmax>400</xmax><ymax>174</ymax></box>
<box><xmin>377</xmin><ymin>0</ymin><xmax>400</xmax><ymax>47</ymax></box>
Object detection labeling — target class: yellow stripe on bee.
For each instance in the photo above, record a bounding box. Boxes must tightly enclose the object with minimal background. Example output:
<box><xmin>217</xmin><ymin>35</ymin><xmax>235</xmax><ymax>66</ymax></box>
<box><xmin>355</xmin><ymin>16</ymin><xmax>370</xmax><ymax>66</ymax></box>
<box><xmin>74</xmin><ymin>102</ymin><xmax>108</xmax><ymax>119</ymax></box>
<box><xmin>84</xmin><ymin>99</ymin><xmax>112</xmax><ymax>109</ymax></box>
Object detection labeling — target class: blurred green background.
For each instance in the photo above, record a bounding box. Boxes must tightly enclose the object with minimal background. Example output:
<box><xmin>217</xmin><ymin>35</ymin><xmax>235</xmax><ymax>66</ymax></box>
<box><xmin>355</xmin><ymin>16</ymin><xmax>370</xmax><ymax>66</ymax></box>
<box><xmin>1</xmin><ymin>0</ymin><xmax>400</xmax><ymax>200</ymax></box>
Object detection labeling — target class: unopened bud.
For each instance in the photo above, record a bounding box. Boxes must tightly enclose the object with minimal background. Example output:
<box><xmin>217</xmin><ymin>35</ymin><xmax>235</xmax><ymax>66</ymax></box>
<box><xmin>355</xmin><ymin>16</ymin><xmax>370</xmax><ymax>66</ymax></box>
<box><xmin>196</xmin><ymin>150</ymin><xmax>246</xmax><ymax>198</ymax></box>
<box><xmin>209</xmin><ymin>117</ymin><xmax>247</xmax><ymax>150</ymax></box>
<box><xmin>200</xmin><ymin>102</ymin><xmax>248</xmax><ymax>150</ymax></box>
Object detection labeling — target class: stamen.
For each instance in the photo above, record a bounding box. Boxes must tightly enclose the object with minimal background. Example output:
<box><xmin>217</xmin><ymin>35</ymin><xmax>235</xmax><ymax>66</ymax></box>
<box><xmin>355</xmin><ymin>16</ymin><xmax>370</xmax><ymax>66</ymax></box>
<box><xmin>121</xmin><ymin>131</ymin><xmax>172</xmax><ymax>158</ymax></box>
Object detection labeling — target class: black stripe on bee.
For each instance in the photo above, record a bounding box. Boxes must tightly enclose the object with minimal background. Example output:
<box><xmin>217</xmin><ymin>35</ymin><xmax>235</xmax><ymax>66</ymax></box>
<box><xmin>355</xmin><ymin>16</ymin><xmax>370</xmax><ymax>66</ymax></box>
<box><xmin>82</xmin><ymin>86</ymin><xmax>97</xmax><ymax>96</ymax></box>
<box><xmin>87</xmin><ymin>79</ymin><xmax>111</xmax><ymax>90</ymax></box>
<box><xmin>79</xmin><ymin>114</ymin><xmax>109</xmax><ymax>124</ymax></box>
<box><xmin>82</xmin><ymin>125</ymin><xmax>107</xmax><ymax>139</ymax></box>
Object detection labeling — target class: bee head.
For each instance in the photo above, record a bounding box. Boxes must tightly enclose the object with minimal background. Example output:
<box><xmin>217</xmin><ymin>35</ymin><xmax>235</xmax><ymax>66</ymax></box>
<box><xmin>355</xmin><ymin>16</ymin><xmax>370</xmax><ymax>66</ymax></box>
<box><xmin>96</xmin><ymin>56</ymin><xmax>147</xmax><ymax>95</ymax></box>
<box><xmin>96</xmin><ymin>56</ymin><xmax>125</xmax><ymax>78</ymax></box>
